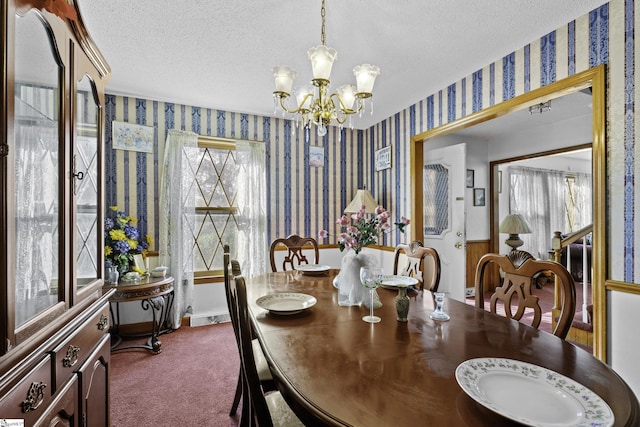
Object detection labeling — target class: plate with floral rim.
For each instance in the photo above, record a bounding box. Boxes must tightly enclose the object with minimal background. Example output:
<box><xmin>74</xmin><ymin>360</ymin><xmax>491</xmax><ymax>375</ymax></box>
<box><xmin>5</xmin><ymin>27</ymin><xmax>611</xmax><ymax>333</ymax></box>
<box><xmin>455</xmin><ymin>358</ymin><xmax>614</xmax><ymax>427</ymax></box>
<box><xmin>256</xmin><ymin>293</ymin><xmax>317</xmax><ymax>315</ymax></box>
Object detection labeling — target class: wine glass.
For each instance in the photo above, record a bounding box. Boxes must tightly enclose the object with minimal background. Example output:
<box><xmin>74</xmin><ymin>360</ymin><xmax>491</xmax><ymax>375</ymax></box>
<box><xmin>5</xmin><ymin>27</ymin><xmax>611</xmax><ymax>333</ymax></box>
<box><xmin>360</xmin><ymin>267</ymin><xmax>383</xmax><ymax>323</ymax></box>
<box><xmin>429</xmin><ymin>292</ymin><xmax>450</xmax><ymax>321</ymax></box>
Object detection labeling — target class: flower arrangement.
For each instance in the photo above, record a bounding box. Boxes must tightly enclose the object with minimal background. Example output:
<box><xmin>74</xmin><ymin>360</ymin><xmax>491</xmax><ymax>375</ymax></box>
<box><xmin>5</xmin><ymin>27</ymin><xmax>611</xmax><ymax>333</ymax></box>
<box><xmin>104</xmin><ymin>206</ymin><xmax>152</xmax><ymax>274</ymax></box>
<box><xmin>319</xmin><ymin>205</ymin><xmax>410</xmax><ymax>254</ymax></box>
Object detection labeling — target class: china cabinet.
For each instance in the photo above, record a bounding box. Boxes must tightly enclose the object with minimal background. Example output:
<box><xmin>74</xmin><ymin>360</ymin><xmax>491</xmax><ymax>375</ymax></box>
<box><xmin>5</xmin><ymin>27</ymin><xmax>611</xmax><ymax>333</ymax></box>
<box><xmin>0</xmin><ymin>0</ymin><xmax>111</xmax><ymax>425</ymax></box>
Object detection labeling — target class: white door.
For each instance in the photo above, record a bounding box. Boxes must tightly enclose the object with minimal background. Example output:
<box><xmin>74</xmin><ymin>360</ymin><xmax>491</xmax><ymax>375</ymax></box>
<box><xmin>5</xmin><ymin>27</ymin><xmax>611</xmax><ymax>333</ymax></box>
<box><xmin>423</xmin><ymin>143</ymin><xmax>466</xmax><ymax>301</ymax></box>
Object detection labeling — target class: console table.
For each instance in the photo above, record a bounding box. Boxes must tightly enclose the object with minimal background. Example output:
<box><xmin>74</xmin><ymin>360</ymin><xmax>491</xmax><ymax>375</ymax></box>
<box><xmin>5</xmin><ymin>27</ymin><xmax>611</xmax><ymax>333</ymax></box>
<box><xmin>102</xmin><ymin>276</ymin><xmax>174</xmax><ymax>354</ymax></box>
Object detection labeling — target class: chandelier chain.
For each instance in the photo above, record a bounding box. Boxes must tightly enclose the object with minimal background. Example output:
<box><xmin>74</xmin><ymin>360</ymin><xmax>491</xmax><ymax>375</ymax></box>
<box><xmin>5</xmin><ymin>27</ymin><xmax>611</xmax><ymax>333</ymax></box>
<box><xmin>320</xmin><ymin>0</ymin><xmax>326</xmax><ymax>46</ymax></box>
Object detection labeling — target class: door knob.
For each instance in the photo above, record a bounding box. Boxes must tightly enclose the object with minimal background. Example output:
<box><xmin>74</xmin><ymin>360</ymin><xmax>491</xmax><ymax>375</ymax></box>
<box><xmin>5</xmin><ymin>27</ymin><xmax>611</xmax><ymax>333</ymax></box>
<box><xmin>455</xmin><ymin>242</ymin><xmax>462</xmax><ymax>249</ymax></box>
<box><xmin>457</xmin><ymin>231</ymin><xmax>463</xmax><ymax>237</ymax></box>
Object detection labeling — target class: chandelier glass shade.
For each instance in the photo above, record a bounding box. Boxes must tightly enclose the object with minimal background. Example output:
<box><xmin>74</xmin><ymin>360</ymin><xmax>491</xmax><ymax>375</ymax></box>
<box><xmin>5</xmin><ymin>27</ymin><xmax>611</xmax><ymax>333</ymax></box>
<box><xmin>272</xmin><ymin>0</ymin><xmax>380</xmax><ymax>137</ymax></box>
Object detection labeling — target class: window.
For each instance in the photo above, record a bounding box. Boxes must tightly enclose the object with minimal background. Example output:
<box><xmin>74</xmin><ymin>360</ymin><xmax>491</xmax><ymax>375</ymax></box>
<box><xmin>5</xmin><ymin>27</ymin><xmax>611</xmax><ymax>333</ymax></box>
<box><xmin>190</xmin><ymin>137</ymin><xmax>240</xmax><ymax>280</ymax></box>
<box><xmin>423</xmin><ymin>164</ymin><xmax>449</xmax><ymax>236</ymax></box>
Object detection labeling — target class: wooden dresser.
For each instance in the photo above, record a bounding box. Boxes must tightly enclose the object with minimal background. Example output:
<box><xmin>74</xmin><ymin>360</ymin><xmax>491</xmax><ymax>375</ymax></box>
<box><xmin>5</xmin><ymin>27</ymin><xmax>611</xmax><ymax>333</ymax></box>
<box><xmin>0</xmin><ymin>1</ymin><xmax>112</xmax><ymax>425</ymax></box>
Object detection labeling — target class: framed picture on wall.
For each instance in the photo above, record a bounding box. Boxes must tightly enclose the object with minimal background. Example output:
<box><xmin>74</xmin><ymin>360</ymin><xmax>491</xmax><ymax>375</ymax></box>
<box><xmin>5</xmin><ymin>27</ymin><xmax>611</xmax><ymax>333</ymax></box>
<box><xmin>309</xmin><ymin>146</ymin><xmax>324</xmax><ymax>167</ymax></box>
<box><xmin>375</xmin><ymin>146</ymin><xmax>392</xmax><ymax>171</ymax></box>
<box><xmin>473</xmin><ymin>188</ymin><xmax>485</xmax><ymax>206</ymax></box>
<box><xmin>466</xmin><ymin>169</ymin><xmax>474</xmax><ymax>188</ymax></box>
<box><xmin>112</xmin><ymin>121</ymin><xmax>154</xmax><ymax>153</ymax></box>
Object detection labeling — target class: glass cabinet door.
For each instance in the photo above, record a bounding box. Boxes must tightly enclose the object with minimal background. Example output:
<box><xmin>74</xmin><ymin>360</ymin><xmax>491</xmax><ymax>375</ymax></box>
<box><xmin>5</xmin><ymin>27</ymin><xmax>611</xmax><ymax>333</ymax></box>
<box><xmin>75</xmin><ymin>76</ymin><xmax>100</xmax><ymax>289</ymax></box>
<box><xmin>13</xmin><ymin>10</ymin><xmax>62</xmax><ymax>327</ymax></box>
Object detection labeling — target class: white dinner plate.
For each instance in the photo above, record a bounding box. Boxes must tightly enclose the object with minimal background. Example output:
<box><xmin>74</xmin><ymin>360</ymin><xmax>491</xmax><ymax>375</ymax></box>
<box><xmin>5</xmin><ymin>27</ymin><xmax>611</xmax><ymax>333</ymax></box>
<box><xmin>295</xmin><ymin>264</ymin><xmax>330</xmax><ymax>275</ymax></box>
<box><xmin>255</xmin><ymin>293</ymin><xmax>317</xmax><ymax>315</ymax></box>
<box><xmin>455</xmin><ymin>358</ymin><xmax>614</xmax><ymax>427</ymax></box>
<box><xmin>380</xmin><ymin>275</ymin><xmax>419</xmax><ymax>289</ymax></box>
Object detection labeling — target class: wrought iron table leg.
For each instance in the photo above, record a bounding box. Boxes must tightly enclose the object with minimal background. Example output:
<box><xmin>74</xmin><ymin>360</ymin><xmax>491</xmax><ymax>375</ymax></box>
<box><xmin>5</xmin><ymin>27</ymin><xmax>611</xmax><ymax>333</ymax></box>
<box><xmin>142</xmin><ymin>295</ymin><xmax>166</xmax><ymax>353</ymax></box>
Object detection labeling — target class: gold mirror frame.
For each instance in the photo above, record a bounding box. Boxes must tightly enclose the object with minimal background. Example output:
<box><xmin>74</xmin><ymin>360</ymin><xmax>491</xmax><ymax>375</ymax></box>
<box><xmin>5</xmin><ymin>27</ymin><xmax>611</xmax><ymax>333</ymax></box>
<box><xmin>410</xmin><ymin>65</ymin><xmax>606</xmax><ymax>360</ymax></box>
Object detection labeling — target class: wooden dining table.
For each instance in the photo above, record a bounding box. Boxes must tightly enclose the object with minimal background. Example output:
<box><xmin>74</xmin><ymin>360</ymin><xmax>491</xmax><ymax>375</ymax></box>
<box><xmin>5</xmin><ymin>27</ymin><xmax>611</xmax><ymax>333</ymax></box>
<box><xmin>246</xmin><ymin>269</ymin><xmax>639</xmax><ymax>426</ymax></box>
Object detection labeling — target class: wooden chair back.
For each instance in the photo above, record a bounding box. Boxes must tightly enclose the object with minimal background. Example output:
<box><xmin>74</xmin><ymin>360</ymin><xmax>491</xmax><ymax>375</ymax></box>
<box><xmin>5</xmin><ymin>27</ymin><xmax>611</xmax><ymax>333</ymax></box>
<box><xmin>223</xmin><ymin>245</ymin><xmax>239</xmax><ymax>344</ymax></box>
<box><xmin>223</xmin><ymin>245</ymin><xmax>251</xmax><ymax>422</ymax></box>
<box><xmin>269</xmin><ymin>234</ymin><xmax>319</xmax><ymax>272</ymax></box>
<box><xmin>233</xmin><ymin>273</ymin><xmax>276</xmax><ymax>427</ymax></box>
<box><xmin>393</xmin><ymin>241</ymin><xmax>441</xmax><ymax>291</ymax></box>
<box><xmin>474</xmin><ymin>250</ymin><xmax>576</xmax><ymax>339</ymax></box>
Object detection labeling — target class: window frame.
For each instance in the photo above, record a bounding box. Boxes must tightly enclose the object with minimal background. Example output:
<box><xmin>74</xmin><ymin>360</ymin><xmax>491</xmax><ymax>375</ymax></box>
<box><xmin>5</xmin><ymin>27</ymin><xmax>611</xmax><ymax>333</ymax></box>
<box><xmin>192</xmin><ymin>135</ymin><xmax>238</xmax><ymax>283</ymax></box>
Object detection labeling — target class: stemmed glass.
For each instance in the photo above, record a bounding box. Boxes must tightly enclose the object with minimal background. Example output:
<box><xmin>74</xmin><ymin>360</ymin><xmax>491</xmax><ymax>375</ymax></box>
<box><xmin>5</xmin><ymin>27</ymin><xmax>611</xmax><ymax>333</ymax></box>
<box><xmin>360</xmin><ymin>267</ymin><xmax>383</xmax><ymax>323</ymax></box>
<box><xmin>429</xmin><ymin>292</ymin><xmax>450</xmax><ymax>321</ymax></box>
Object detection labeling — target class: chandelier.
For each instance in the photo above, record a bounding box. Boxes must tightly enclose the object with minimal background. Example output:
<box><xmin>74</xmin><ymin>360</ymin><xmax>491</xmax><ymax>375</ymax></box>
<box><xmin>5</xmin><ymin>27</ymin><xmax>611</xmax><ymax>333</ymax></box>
<box><xmin>272</xmin><ymin>0</ymin><xmax>380</xmax><ymax>137</ymax></box>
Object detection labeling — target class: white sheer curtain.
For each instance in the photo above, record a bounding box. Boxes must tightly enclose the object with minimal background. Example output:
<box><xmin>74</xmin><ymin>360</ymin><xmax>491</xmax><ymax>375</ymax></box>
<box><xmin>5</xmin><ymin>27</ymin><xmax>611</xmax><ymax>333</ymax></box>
<box><xmin>509</xmin><ymin>166</ymin><xmax>566</xmax><ymax>259</ymax></box>
<box><xmin>573</xmin><ymin>172</ymin><xmax>593</xmax><ymax>230</ymax></box>
<box><xmin>15</xmin><ymin>123</ymin><xmax>58</xmax><ymax>323</ymax></box>
<box><xmin>235</xmin><ymin>140</ymin><xmax>267</xmax><ymax>277</ymax></box>
<box><xmin>159</xmin><ymin>129</ymin><xmax>198</xmax><ymax>328</ymax></box>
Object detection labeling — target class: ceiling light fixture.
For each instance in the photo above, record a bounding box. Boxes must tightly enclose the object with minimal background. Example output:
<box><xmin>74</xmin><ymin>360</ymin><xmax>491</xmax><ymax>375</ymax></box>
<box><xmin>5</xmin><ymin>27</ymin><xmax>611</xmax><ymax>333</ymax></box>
<box><xmin>529</xmin><ymin>100</ymin><xmax>551</xmax><ymax>114</ymax></box>
<box><xmin>272</xmin><ymin>0</ymin><xmax>379</xmax><ymax>138</ymax></box>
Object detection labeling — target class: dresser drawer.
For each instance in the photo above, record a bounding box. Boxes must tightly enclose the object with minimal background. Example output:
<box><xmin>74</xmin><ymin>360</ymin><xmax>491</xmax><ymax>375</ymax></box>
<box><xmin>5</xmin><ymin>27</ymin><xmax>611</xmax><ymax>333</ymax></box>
<box><xmin>51</xmin><ymin>303</ymin><xmax>110</xmax><ymax>392</ymax></box>
<box><xmin>0</xmin><ymin>356</ymin><xmax>52</xmax><ymax>424</ymax></box>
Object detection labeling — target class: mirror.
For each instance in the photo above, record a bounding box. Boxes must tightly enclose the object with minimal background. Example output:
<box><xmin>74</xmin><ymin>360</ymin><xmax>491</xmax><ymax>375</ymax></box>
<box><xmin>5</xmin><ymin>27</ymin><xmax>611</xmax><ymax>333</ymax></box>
<box><xmin>410</xmin><ymin>66</ymin><xmax>606</xmax><ymax>358</ymax></box>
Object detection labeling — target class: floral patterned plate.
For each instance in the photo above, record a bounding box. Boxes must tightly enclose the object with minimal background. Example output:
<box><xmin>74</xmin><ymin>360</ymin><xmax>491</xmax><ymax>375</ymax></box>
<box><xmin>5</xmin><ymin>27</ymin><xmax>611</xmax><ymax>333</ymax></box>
<box><xmin>256</xmin><ymin>293</ymin><xmax>317</xmax><ymax>315</ymax></box>
<box><xmin>455</xmin><ymin>358</ymin><xmax>614</xmax><ymax>427</ymax></box>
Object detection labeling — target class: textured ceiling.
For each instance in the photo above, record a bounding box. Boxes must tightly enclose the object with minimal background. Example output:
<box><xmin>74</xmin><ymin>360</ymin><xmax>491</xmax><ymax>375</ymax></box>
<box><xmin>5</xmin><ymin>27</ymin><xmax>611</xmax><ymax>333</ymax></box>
<box><xmin>78</xmin><ymin>0</ymin><xmax>608</xmax><ymax>130</ymax></box>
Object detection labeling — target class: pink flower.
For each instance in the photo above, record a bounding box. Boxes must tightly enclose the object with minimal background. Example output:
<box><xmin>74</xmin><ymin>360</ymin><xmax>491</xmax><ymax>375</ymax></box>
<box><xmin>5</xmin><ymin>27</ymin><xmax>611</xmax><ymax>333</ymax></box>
<box><xmin>401</xmin><ymin>216</ymin><xmax>411</xmax><ymax>225</ymax></box>
<box><xmin>322</xmin><ymin>202</ymin><xmax>409</xmax><ymax>254</ymax></box>
<box><xmin>336</xmin><ymin>215</ymin><xmax>351</xmax><ymax>226</ymax></box>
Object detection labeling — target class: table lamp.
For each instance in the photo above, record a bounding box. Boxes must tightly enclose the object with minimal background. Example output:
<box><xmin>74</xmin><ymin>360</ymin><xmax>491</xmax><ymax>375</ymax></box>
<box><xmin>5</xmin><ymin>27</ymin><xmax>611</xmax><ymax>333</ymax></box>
<box><xmin>499</xmin><ymin>214</ymin><xmax>532</xmax><ymax>251</ymax></box>
<box><xmin>344</xmin><ymin>189</ymin><xmax>378</xmax><ymax>213</ymax></box>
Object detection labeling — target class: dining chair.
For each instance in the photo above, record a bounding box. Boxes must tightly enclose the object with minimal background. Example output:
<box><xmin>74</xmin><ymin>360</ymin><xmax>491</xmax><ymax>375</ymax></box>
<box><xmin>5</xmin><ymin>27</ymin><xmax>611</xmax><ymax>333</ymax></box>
<box><xmin>231</xmin><ymin>273</ymin><xmax>304</xmax><ymax>427</ymax></box>
<box><xmin>393</xmin><ymin>240</ymin><xmax>441</xmax><ymax>291</ymax></box>
<box><xmin>474</xmin><ymin>249</ymin><xmax>577</xmax><ymax>339</ymax></box>
<box><xmin>223</xmin><ymin>245</ymin><xmax>273</xmax><ymax>425</ymax></box>
<box><xmin>269</xmin><ymin>234</ymin><xmax>320</xmax><ymax>272</ymax></box>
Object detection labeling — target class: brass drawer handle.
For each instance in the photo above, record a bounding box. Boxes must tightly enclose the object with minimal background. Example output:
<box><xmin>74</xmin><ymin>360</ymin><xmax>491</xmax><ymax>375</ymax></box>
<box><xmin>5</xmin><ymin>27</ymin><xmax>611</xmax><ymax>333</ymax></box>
<box><xmin>22</xmin><ymin>381</ymin><xmax>47</xmax><ymax>413</ymax></box>
<box><xmin>63</xmin><ymin>345</ymin><xmax>80</xmax><ymax>368</ymax></box>
<box><xmin>97</xmin><ymin>314</ymin><xmax>109</xmax><ymax>330</ymax></box>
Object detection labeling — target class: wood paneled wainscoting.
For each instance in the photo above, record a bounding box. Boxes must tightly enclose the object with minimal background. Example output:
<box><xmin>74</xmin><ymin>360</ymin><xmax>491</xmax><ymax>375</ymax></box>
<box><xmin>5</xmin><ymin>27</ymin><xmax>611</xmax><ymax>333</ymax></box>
<box><xmin>466</xmin><ymin>240</ymin><xmax>498</xmax><ymax>291</ymax></box>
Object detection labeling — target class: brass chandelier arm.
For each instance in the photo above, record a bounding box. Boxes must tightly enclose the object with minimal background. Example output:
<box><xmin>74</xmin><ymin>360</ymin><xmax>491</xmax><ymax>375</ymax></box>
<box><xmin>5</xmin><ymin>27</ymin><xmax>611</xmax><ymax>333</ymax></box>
<box><xmin>329</xmin><ymin>92</ymin><xmax>360</xmax><ymax>116</ymax></box>
<box><xmin>277</xmin><ymin>80</ymin><xmax>362</xmax><ymax>128</ymax></box>
<box><xmin>276</xmin><ymin>93</ymin><xmax>313</xmax><ymax>115</ymax></box>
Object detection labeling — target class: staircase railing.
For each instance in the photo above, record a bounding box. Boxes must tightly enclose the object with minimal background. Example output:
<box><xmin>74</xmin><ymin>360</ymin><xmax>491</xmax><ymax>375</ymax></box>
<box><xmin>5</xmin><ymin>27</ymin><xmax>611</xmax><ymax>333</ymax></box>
<box><xmin>550</xmin><ymin>224</ymin><xmax>593</xmax><ymax>322</ymax></box>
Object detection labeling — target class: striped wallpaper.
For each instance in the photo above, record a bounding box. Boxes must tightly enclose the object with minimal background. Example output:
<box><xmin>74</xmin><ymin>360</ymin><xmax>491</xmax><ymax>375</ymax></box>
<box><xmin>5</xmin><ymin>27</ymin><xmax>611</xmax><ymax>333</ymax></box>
<box><xmin>106</xmin><ymin>1</ymin><xmax>638</xmax><ymax>282</ymax></box>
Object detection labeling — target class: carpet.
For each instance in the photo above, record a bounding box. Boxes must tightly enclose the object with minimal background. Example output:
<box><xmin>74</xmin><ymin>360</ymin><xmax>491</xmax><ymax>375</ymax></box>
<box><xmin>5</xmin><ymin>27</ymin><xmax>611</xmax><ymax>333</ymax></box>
<box><xmin>110</xmin><ymin>323</ymin><xmax>241</xmax><ymax>427</ymax></box>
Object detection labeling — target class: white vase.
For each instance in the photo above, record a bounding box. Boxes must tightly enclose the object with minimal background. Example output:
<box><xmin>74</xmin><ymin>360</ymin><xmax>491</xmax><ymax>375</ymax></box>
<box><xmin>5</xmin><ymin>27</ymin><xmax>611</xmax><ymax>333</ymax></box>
<box><xmin>334</xmin><ymin>251</ymin><xmax>382</xmax><ymax>308</ymax></box>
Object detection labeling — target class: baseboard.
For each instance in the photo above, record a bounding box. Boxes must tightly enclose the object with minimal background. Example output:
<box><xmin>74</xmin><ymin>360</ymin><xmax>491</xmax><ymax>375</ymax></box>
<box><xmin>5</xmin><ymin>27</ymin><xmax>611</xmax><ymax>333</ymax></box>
<box><xmin>189</xmin><ymin>311</ymin><xmax>231</xmax><ymax>327</ymax></box>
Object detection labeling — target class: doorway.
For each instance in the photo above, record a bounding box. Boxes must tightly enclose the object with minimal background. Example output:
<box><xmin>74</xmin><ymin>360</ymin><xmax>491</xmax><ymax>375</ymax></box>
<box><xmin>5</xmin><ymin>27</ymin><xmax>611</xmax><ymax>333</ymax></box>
<box><xmin>410</xmin><ymin>66</ymin><xmax>606</xmax><ymax>359</ymax></box>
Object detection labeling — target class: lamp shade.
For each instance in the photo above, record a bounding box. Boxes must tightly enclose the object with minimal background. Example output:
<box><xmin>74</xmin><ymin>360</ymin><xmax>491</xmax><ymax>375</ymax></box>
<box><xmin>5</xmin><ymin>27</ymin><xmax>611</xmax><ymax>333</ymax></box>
<box><xmin>499</xmin><ymin>214</ymin><xmax>532</xmax><ymax>234</ymax></box>
<box><xmin>353</xmin><ymin>64</ymin><xmax>380</xmax><ymax>95</ymax></box>
<box><xmin>308</xmin><ymin>45</ymin><xmax>337</xmax><ymax>80</ymax></box>
<box><xmin>272</xmin><ymin>66</ymin><xmax>296</xmax><ymax>95</ymax></box>
<box><xmin>295</xmin><ymin>85</ymin><xmax>314</xmax><ymax>111</ymax></box>
<box><xmin>344</xmin><ymin>189</ymin><xmax>378</xmax><ymax>214</ymax></box>
<box><xmin>337</xmin><ymin>84</ymin><xmax>357</xmax><ymax>110</ymax></box>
